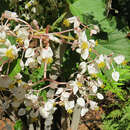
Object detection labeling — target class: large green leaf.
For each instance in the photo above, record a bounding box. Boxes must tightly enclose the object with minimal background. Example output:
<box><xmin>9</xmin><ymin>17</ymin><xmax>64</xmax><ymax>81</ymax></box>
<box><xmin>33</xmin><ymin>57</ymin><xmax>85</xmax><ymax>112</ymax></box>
<box><xmin>69</xmin><ymin>0</ymin><xmax>116</xmax><ymax>32</ymax></box>
<box><xmin>95</xmin><ymin>31</ymin><xmax>130</xmax><ymax>60</ymax></box>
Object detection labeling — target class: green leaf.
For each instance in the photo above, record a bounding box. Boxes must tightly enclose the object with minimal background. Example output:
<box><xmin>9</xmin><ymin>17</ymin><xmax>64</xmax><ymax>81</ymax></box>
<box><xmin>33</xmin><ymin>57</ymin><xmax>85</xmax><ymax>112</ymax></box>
<box><xmin>40</xmin><ymin>90</ymin><xmax>47</xmax><ymax>102</ymax></box>
<box><xmin>9</xmin><ymin>59</ymin><xmax>21</xmax><ymax>79</ymax></box>
<box><xmin>14</xmin><ymin>120</ymin><xmax>23</xmax><ymax>130</ymax></box>
<box><xmin>95</xmin><ymin>31</ymin><xmax>130</xmax><ymax>61</ymax></box>
<box><xmin>51</xmin><ymin>12</ymin><xmax>67</xmax><ymax>30</ymax></box>
<box><xmin>69</xmin><ymin>0</ymin><xmax>116</xmax><ymax>32</ymax></box>
<box><xmin>7</xmin><ymin>35</ymin><xmax>16</xmax><ymax>45</ymax></box>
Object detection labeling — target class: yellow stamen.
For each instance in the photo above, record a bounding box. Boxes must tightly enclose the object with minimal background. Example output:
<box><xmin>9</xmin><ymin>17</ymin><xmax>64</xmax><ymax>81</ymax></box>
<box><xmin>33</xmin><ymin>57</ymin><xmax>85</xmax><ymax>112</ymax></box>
<box><xmin>76</xmin><ymin>81</ymin><xmax>82</xmax><ymax>87</ymax></box>
<box><xmin>89</xmin><ymin>48</ymin><xmax>92</xmax><ymax>52</ymax></box>
<box><xmin>63</xmin><ymin>19</ymin><xmax>70</xmax><ymax>27</ymax></box>
<box><xmin>31</xmin><ymin>117</ymin><xmax>38</xmax><ymax>122</ymax></box>
<box><xmin>122</xmin><ymin>60</ymin><xmax>127</xmax><ymax>65</ymax></box>
<box><xmin>6</xmin><ymin>49</ymin><xmax>15</xmax><ymax>59</ymax></box>
<box><xmin>81</xmin><ymin>42</ymin><xmax>88</xmax><ymax>50</ymax></box>
<box><xmin>16</xmin><ymin>38</ymin><xmax>23</xmax><ymax>45</ymax></box>
<box><xmin>9</xmin><ymin>84</ymin><xmax>15</xmax><ymax>89</ymax></box>
<box><xmin>101</xmin><ymin>84</ymin><xmax>104</xmax><ymax>88</ymax></box>
<box><xmin>91</xmin><ymin>74</ymin><xmax>97</xmax><ymax>78</ymax></box>
<box><xmin>96</xmin><ymin>40</ymin><xmax>98</xmax><ymax>46</ymax></box>
<box><xmin>0</xmin><ymin>39</ymin><xmax>5</xmax><ymax>42</ymax></box>
<box><xmin>67</xmin><ymin>109</ymin><xmax>73</xmax><ymax>114</ymax></box>
<box><xmin>98</xmin><ymin>62</ymin><xmax>105</xmax><ymax>68</ymax></box>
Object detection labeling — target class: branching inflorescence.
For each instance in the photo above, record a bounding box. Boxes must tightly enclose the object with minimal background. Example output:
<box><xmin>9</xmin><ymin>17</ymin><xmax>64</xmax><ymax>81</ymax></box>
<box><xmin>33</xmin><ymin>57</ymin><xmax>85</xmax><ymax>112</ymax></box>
<box><xmin>0</xmin><ymin>11</ymin><xmax>127</xmax><ymax>129</ymax></box>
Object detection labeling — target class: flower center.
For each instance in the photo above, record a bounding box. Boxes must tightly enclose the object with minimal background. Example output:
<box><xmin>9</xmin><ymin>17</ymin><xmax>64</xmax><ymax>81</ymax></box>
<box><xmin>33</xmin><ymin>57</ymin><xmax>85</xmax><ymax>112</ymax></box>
<box><xmin>98</xmin><ymin>62</ymin><xmax>105</xmax><ymax>68</ymax></box>
<box><xmin>81</xmin><ymin>42</ymin><xmax>88</xmax><ymax>50</ymax></box>
<box><xmin>42</xmin><ymin>58</ymin><xmax>53</xmax><ymax>64</ymax></box>
<box><xmin>0</xmin><ymin>39</ymin><xmax>6</xmax><ymax>42</ymax></box>
<box><xmin>6</xmin><ymin>49</ymin><xmax>15</xmax><ymax>59</ymax></box>
<box><xmin>76</xmin><ymin>81</ymin><xmax>82</xmax><ymax>87</ymax></box>
<box><xmin>67</xmin><ymin>109</ymin><xmax>73</xmax><ymax>114</ymax></box>
<box><xmin>63</xmin><ymin>19</ymin><xmax>70</xmax><ymax>27</ymax></box>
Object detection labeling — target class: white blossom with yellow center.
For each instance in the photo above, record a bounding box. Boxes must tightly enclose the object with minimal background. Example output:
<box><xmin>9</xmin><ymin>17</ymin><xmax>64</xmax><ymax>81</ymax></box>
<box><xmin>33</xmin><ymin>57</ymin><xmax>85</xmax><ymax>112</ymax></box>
<box><xmin>17</xmin><ymin>28</ymin><xmax>29</xmax><ymax>41</ymax></box>
<box><xmin>87</xmin><ymin>63</ymin><xmax>98</xmax><ymax>75</ymax></box>
<box><xmin>64</xmin><ymin>100</ymin><xmax>75</xmax><ymax>114</ymax></box>
<box><xmin>69</xmin><ymin>80</ymin><xmax>83</xmax><ymax>95</ymax></box>
<box><xmin>0</xmin><ymin>31</ymin><xmax>6</xmax><ymax>44</ymax></box>
<box><xmin>37</xmin><ymin>47</ymin><xmax>53</xmax><ymax>64</ymax></box>
<box><xmin>96</xmin><ymin>54</ymin><xmax>105</xmax><ymax>68</ymax></box>
<box><xmin>114</xmin><ymin>55</ymin><xmax>125</xmax><ymax>65</ymax></box>
<box><xmin>0</xmin><ymin>45</ymin><xmax>19</xmax><ymax>59</ymax></box>
<box><xmin>76</xmin><ymin>31</ymin><xmax>90</xmax><ymax>60</ymax></box>
<box><xmin>60</xmin><ymin>92</ymin><xmax>70</xmax><ymax>101</ymax></box>
<box><xmin>77</xmin><ymin>97</ymin><xmax>85</xmax><ymax>107</ymax></box>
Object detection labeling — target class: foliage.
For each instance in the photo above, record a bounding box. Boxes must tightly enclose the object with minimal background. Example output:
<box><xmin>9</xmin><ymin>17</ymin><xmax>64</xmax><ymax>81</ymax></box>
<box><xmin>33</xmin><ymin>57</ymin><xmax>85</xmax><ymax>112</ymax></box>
<box><xmin>0</xmin><ymin>0</ymin><xmax>130</xmax><ymax>130</ymax></box>
<box><xmin>102</xmin><ymin>98</ymin><xmax>130</xmax><ymax>130</ymax></box>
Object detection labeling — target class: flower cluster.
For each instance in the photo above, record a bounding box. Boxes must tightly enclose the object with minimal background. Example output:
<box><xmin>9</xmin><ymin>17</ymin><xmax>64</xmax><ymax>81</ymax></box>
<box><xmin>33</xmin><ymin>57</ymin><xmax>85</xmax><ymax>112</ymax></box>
<box><xmin>0</xmin><ymin>11</ymin><xmax>127</xmax><ymax>129</ymax></box>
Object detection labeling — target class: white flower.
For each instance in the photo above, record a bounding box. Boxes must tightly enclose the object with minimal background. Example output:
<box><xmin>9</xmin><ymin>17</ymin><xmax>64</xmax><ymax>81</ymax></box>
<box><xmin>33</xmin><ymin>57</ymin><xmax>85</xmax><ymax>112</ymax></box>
<box><xmin>112</xmin><ymin>71</ymin><xmax>119</xmax><ymax>82</ymax></box>
<box><xmin>13</xmin><ymin>24</ymin><xmax>21</xmax><ymax>32</ymax></box>
<box><xmin>89</xmin><ymin>39</ymin><xmax>96</xmax><ymax>48</ymax></box>
<box><xmin>92</xmin><ymin>85</ymin><xmax>97</xmax><ymax>93</ymax></box>
<box><xmin>41</xmin><ymin>47</ymin><xmax>53</xmax><ymax>59</ymax></box>
<box><xmin>31</xmin><ymin>7</ymin><xmax>36</xmax><ymax>13</ymax></box>
<box><xmin>97</xmin><ymin>93</ymin><xmax>104</xmax><ymax>100</ymax></box>
<box><xmin>55</xmin><ymin>88</ymin><xmax>64</xmax><ymax>95</ymax></box>
<box><xmin>0</xmin><ymin>31</ymin><xmax>6</xmax><ymax>42</ymax></box>
<box><xmin>79</xmin><ymin>62</ymin><xmax>87</xmax><ymax>74</ymax></box>
<box><xmin>76</xmin><ymin>48</ymin><xmax>89</xmax><ymax>60</ymax></box>
<box><xmin>64</xmin><ymin>100</ymin><xmax>75</xmax><ymax>111</ymax></box>
<box><xmin>97</xmin><ymin>78</ymin><xmax>103</xmax><ymax>87</ymax></box>
<box><xmin>76</xmin><ymin>31</ymin><xmax>90</xmax><ymax>60</ymax></box>
<box><xmin>44</xmin><ymin>100</ymin><xmax>54</xmax><ymax>112</ymax></box>
<box><xmin>4</xmin><ymin>11</ymin><xmax>18</xmax><ymax>19</ymax></box>
<box><xmin>104</xmin><ymin>55</ymin><xmax>111</xmax><ymax>70</ymax></box>
<box><xmin>20</xmin><ymin>60</ymin><xmax>24</xmax><ymax>70</ymax></box>
<box><xmin>90</xmin><ymin>25</ymin><xmax>100</xmax><ymax>36</ymax></box>
<box><xmin>25</xmin><ymin>57</ymin><xmax>35</xmax><ymax>66</ymax></box>
<box><xmin>81</xmin><ymin>107</ymin><xmax>88</xmax><ymax>117</ymax></box>
<box><xmin>69</xmin><ymin>81</ymin><xmax>79</xmax><ymax>95</ymax></box>
<box><xmin>114</xmin><ymin>55</ymin><xmax>125</xmax><ymax>65</ymax></box>
<box><xmin>17</xmin><ymin>28</ymin><xmax>29</xmax><ymax>40</ymax></box>
<box><xmin>96</xmin><ymin>55</ymin><xmax>105</xmax><ymax>65</ymax></box>
<box><xmin>77</xmin><ymin>98</ymin><xmax>85</xmax><ymax>107</ymax></box>
<box><xmin>24</xmin><ymin>39</ymin><xmax>29</xmax><ymax>48</ymax></box>
<box><xmin>89</xmin><ymin>100</ymin><xmax>98</xmax><ymax>110</ymax></box>
<box><xmin>67</xmin><ymin>16</ymin><xmax>80</xmax><ymax>34</ymax></box>
<box><xmin>25</xmin><ymin>48</ymin><xmax>35</xmax><ymax>58</ymax></box>
<box><xmin>39</xmin><ymin>107</ymin><xmax>50</xmax><ymax>119</ymax></box>
<box><xmin>87</xmin><ymin>63</ymin><xmax>98</xmax><ymax>75</ymax></box>
<box><xmin>0</xmin><ymin>45</ymin><xmax>19</xmax><ymax>59</ymax></box>
<box><xmin>25</xmin><ymin>94</ymin><xmax>38</xmax><ymax>104</ymax></box>
<box><xmin>60</xmin><ymin>92</ymin><xmax>70</xmax><ymax>101</ymax></box>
